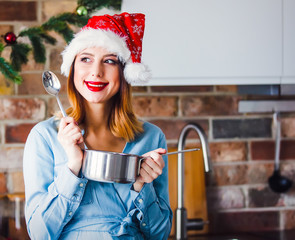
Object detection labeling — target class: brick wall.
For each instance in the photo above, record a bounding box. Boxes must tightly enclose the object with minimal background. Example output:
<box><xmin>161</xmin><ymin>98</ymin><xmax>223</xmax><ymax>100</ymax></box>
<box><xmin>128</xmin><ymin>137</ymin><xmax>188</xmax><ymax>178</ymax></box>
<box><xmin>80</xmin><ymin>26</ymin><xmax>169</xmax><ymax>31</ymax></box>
<box><xmin>1</xmin><ymin>0</ymin><xmax>295</xmax><ymax>236</ymax></box>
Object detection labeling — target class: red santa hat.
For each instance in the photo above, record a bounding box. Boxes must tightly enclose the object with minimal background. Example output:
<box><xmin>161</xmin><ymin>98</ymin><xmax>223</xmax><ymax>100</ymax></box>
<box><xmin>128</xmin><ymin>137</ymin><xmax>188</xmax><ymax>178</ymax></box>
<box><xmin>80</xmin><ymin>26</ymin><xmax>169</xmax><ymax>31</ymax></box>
<box><xmin>61</xmin><ymin>12</ymin><xmax>151</xmax><ymax>84</ymax></box>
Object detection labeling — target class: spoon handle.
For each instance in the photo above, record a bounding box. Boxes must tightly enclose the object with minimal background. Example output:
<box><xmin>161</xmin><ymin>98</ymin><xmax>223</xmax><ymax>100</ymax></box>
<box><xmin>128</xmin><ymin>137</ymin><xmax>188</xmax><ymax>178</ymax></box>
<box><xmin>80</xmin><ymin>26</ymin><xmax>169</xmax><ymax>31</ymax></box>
<box><xmin>56</xmin><ymin>95</ymin><xmax>67</xmax><ymax>117</ymax></box>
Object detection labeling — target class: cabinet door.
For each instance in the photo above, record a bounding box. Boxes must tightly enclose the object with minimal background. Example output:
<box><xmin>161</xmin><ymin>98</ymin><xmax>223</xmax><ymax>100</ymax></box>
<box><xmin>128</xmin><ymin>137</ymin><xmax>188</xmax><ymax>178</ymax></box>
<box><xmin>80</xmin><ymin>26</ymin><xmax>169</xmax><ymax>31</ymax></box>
<box><xmin>282</xmin><ymin>0</ymin><xmax>295</xmax><ymax>84</ymax></box>
<box><xmin>122</xmin><ymin>0</ymin><xmax>282</xmax><ymax>85</ymax></box>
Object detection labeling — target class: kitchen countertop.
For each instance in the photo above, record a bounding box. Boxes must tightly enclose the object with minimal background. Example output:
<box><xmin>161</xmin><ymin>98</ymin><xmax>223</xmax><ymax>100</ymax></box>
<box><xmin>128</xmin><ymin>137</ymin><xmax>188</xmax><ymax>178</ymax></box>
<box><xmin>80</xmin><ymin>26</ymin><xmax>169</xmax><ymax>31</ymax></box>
<box><xmin>169</xmin><ymin>230</ymin><xmax>295</xmax><ymax>240</ymax></box>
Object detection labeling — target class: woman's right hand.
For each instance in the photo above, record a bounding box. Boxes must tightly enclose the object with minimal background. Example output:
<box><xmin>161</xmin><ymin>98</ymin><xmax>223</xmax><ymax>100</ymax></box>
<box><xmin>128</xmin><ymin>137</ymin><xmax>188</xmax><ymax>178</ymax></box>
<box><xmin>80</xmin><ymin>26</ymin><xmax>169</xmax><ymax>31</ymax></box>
<box><xmin>57</xmin><ymin>117</ymin><xmax>84</xmax><ymax>176</ymax></box>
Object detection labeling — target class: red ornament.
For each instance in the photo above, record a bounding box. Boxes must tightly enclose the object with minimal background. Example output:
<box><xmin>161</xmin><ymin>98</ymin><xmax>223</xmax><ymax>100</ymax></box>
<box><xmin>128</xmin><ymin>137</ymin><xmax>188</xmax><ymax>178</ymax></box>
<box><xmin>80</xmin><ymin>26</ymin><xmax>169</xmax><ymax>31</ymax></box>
<box><xmin>4</xmin><ymin>32</ymin><xmax>17</xmax><ymax>44</ymax></box>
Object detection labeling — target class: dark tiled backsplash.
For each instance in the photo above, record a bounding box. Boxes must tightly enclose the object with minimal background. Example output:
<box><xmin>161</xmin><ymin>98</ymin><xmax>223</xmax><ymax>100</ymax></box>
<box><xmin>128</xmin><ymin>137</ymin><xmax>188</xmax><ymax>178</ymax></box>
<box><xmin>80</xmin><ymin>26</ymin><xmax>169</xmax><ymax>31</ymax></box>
<box><xmin>213</xmin><ymin>118</ymin><xmax>272</xmax><ymax>139</ymax></box>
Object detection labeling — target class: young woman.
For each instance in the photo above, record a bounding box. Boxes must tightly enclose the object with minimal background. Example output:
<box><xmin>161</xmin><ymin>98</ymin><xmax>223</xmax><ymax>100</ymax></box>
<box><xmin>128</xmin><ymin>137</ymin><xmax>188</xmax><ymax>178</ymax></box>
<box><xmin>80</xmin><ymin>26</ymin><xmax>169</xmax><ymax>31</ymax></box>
<box><xmin>23</xmin><ymin>12</ymin><xmax>172</xmax><ymax>239</ymax></box>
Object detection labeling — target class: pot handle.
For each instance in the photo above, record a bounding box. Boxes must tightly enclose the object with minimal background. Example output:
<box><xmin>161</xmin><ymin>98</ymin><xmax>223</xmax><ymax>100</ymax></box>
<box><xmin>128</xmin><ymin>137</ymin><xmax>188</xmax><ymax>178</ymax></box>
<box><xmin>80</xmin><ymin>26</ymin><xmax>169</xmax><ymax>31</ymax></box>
<box><xmin>136</xmin><ymin>148</ymin><xmax>200</xmax><ymax>176</ymax></box>
<box><xmin>137</xmin><ymin>157</ymin><xmax>146</xmax><ymax>176</ymax></box>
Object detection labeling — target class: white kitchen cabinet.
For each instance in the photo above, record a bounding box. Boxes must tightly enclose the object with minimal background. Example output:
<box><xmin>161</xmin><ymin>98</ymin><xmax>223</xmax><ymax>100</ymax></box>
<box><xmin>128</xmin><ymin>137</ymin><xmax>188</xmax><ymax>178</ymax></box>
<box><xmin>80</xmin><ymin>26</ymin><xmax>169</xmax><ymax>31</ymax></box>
<box><xmin>282</xmin><ymin>0</ymin><xmax>295</xmax><ymax>84</ymax></box>
<box><xmin>122</xmin><ymin>0</ymin><xmax>283</xmax><ymax>86</ymax></box>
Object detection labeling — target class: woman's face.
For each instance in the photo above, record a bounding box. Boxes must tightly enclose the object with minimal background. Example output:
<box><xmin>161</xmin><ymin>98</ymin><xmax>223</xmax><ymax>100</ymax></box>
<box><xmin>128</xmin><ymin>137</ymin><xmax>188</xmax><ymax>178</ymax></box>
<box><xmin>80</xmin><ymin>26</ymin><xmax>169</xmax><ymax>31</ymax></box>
<box><xmin>73</xmin><ymin>46</ymin><xmax>121</xmax><ymax>104</ymax></box>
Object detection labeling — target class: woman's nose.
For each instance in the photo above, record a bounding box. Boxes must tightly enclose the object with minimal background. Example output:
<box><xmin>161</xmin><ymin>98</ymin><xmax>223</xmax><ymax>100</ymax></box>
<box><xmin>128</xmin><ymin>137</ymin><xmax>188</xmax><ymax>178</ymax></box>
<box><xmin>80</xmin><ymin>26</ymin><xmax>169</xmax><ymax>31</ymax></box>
<box><xmin>92</xmin><ymin>64</ymin><xmax>103</xmax><ymax>78</ymax></box>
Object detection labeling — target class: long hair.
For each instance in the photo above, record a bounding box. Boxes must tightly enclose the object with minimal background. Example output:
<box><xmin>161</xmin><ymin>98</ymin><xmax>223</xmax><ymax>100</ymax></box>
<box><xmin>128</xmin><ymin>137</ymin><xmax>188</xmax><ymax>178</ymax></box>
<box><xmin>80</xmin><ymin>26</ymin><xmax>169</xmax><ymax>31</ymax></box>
<box><xmin>65</xmin><ymin>59</ymin><xmax>143</xmax><ymax>142</ymax></box>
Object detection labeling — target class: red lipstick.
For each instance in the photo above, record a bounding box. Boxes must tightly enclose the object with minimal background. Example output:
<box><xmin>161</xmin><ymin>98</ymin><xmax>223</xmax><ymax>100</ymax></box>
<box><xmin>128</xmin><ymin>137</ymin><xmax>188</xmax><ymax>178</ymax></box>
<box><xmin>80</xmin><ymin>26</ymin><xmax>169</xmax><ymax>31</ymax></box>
<box><xmin>84</xmin><ymin>81</ymin><xmax>109</xmax><ymax>92</ymax></box>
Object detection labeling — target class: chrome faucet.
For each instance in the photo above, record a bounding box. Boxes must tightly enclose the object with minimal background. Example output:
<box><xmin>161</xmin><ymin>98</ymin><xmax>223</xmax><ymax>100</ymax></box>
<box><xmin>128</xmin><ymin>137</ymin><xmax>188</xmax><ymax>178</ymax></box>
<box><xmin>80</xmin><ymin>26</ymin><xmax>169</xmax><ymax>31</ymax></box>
<box><xmin>175</xmin><ymin>123</ymin><xmax>211</xmax><ymax>240</ymax></box>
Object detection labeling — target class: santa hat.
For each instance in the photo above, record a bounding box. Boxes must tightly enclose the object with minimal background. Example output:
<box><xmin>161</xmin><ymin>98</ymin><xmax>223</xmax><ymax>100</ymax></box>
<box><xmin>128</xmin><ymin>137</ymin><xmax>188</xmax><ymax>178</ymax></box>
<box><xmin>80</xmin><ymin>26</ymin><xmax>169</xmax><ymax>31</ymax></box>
<box><xmin>61</xmin><ymin>12</ymin><xmax>151</xmax><ymax>84</ymax></box>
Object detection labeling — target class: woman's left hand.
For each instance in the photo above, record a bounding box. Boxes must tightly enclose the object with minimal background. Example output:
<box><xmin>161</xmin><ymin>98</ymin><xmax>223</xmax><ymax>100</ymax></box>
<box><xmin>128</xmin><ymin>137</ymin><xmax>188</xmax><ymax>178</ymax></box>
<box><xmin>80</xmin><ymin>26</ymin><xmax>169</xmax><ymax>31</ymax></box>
<box><xmin>133</xmin><ymin>148</ymin><xmax>166</xmax><ymax>192</ymax></box>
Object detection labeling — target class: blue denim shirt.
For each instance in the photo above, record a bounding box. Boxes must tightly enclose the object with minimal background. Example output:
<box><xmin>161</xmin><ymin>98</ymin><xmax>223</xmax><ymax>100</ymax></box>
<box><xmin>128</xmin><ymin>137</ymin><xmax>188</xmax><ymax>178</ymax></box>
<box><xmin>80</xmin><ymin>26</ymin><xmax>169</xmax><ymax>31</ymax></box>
<box><xmin>23</xmin><ymin>117</ymin><xmax>172</xmax><ymax>239</ymax></box>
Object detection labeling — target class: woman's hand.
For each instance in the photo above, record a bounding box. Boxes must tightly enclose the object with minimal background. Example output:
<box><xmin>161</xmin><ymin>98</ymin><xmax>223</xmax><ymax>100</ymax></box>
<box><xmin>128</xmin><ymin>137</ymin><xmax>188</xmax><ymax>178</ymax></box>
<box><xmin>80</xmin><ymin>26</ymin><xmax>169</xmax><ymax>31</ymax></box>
<box><xmin>57</xmin><ymin>117</ymin><xmax>84</xmax><ymax>176</ymax></box>
<box><xmin>133</xmin><ymin>148</ymin><xmax>166</xmax><ymax>192</ymax></box>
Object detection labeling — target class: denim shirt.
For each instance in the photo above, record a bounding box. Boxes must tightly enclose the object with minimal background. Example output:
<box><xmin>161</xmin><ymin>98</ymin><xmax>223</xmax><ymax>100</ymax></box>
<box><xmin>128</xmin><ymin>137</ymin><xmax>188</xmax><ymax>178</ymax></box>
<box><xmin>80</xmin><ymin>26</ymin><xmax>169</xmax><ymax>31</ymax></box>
<box><xmin>23</xmin><ymin>117</ymin><xmax>173</xmax><ymax>240</ymax></box>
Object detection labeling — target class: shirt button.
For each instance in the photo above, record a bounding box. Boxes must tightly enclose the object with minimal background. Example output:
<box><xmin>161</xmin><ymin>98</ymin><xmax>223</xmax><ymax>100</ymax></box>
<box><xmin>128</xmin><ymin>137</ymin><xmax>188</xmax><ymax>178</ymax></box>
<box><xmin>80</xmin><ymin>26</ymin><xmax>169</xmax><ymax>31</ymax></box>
<box><xmin>142</xmin><ymin>223</ymin><xmax>146</xmax><ymax>227</ymax></box>
<box><xmin>79</xmin><ymin>183</ymin><xmax>84</xmax><ymax>188</ymax></box>
<box><xmin>72</xmin><ymin>193</ymin><xmax>79</xmax><ymax>201</ymax></box>
<box><xmin>68</xmin><ymin>211</ymin><xmax>73</xmax><ymax>216</ymax></box>
<box><xmin>138</xmin><ymin>198</ymin><xmax>143</xmax><ymax>204</ymax></box>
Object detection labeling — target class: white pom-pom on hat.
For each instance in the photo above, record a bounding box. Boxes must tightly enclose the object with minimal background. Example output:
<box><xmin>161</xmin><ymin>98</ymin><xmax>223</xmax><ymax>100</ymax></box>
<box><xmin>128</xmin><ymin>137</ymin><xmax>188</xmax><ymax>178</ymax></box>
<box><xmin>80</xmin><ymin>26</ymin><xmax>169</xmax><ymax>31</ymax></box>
<box><xmin>124</xmin><ymin>61</ymin><xmax>151</xmax><ymax>84</ymax></box>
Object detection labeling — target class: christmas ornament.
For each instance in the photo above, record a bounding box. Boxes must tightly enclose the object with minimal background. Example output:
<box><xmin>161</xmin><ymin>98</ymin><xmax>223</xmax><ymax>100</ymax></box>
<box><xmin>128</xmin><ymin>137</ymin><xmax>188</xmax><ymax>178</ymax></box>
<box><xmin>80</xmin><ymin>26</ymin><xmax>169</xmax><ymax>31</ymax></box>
<box><xmin>76</xmin><ymin>5</ymin><xmax>88</xmax><ymax>16</ymax></box>
<box><xmin>0</xmin><ymin>0</ymin><xmax>122</xmax><ymax>84</ymax></box>
<box><xmin>4</xmin><ymin>32</ymin><xmax>17</xmax><ymax>44</ymax></box>
<box><xmin>78</xmin><ymin>0</ymin><xmax>122</xmax><ymax>13</ymax></box>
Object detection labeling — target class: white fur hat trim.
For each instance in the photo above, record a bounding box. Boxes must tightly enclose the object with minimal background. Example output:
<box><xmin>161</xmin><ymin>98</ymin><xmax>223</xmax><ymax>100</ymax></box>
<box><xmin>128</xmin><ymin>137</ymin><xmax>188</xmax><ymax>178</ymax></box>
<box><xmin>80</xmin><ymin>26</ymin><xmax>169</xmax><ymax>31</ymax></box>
<box><xmin>61</xmin><ymin>28</ymin><xmax>150</xmax><ymax>84</ymax></box>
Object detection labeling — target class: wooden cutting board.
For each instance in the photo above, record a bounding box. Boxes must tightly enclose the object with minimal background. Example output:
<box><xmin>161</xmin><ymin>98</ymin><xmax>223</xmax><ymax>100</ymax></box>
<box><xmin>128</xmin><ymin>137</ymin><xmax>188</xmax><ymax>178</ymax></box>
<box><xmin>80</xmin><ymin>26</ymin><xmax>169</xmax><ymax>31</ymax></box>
<box><xmin>167</xmin><ymin>147</ymin><xmax>209</xmax><ymax>236</ymax></box>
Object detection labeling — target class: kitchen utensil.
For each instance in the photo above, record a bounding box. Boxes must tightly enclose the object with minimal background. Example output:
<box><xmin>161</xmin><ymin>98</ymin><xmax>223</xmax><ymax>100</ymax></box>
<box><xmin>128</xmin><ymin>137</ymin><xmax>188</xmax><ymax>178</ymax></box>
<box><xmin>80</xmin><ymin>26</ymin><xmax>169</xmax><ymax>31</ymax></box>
<box><xmin>268</xmin><ymin>112</ymin><xmax>292</xmax><ymax>193</ymax></box>
<box><xmin>42</xmin><ymin>71</ymin><xmax>67</xmax><ymax>117</ymax></box>
<box><xmin>82</xmin><ymin>148</ymin><xmax>200</xmax><ymax>183</ymax></box>
<box><xmin>41</xmin><ymin>71</ymin><xmax>199</xmax><ymax>183</ymax></box>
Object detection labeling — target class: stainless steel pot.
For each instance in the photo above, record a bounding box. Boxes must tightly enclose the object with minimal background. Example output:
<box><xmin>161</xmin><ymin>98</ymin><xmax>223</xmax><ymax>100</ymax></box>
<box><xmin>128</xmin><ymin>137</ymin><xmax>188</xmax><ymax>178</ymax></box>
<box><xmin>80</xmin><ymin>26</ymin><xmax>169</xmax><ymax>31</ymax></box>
<box><xmin>82</xmin><ymin>148</ymin><xmax>199</xmax><ymax>183</ymax></box>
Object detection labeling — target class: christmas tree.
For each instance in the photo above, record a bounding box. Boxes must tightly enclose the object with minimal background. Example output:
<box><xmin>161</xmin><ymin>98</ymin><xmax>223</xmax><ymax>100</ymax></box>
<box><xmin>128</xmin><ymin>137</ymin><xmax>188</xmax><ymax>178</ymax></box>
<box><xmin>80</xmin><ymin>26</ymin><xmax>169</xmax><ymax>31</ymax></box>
<box><xmin>0</xmin><ymin>0</ymin><xmax>122</xmax><ymax>84</ymax></box>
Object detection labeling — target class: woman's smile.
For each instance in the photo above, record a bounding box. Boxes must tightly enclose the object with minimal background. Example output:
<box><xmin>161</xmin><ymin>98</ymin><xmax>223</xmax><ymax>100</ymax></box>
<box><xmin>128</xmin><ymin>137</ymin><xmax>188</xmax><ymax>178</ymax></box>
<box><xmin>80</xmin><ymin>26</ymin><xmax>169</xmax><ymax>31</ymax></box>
<box><xmin>84</xmin><ymin>80</ymin><xmax>109</xmax><ymax>92</ymax></box>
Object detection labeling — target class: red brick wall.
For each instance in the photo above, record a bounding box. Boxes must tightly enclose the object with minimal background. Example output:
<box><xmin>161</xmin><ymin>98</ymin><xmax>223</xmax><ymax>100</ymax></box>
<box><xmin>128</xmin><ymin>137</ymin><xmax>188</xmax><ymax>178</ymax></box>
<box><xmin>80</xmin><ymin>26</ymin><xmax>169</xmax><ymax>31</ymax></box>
<box><xmin>1</xmin><ymin>0</ymin><xmax>295</xmax><ymax>235</ymax></box>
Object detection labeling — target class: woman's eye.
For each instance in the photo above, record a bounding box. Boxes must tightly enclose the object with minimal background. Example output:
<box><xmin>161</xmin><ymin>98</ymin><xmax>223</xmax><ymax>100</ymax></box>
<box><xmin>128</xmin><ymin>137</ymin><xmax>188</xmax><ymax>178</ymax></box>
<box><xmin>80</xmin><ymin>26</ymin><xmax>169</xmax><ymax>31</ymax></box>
<box><xmin>81</xmin><ymin>57</ymin><xmax>91</xmax><ymax>63</ymax></box>
<box><xmin>105</xmin><ymin>59</ymin><xmax>118</xmax><ymax>64</ymax></box>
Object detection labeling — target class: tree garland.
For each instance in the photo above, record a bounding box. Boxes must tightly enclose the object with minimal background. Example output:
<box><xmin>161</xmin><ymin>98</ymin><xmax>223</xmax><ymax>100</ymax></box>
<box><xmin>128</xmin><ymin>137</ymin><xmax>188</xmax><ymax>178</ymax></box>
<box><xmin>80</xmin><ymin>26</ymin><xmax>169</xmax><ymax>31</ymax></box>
<box><xmin>0</xmin><ymin>0</ymin><xmax>122</xmax><ymax>84</ymax></box>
